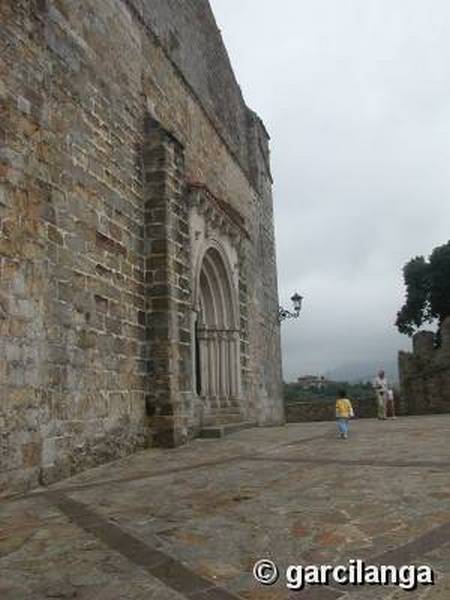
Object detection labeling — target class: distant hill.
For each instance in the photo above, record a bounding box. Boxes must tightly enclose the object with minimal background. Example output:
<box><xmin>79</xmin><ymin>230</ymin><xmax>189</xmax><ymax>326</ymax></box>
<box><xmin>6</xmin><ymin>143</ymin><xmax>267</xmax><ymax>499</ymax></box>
<box><xmin>325</xmin><ymin>360</ymin><xmax>399</xmax><ymax>385</ymax></box>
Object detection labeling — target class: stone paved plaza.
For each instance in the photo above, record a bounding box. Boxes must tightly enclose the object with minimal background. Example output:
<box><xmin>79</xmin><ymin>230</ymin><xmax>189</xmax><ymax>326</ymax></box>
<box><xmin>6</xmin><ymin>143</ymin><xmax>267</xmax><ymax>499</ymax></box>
<box><xmin>1</xmin><ymin>415</ymin><xmax>450</xmax><ymax>599</ymax></box>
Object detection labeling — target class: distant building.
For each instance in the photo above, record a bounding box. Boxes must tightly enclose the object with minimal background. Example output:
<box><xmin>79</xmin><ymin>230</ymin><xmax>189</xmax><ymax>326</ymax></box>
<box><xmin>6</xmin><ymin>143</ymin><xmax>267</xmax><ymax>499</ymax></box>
<box><xmin>297</xmin><ymin>375</ymin><xmax>334</xmax><ymax>389</ymax></box>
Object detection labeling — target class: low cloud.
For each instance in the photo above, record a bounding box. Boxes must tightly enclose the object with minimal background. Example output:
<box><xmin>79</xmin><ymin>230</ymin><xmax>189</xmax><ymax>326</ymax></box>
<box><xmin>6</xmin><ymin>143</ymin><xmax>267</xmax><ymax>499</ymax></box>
<box><xmin>210</xmin><ymin>0</ymin><xmax>450</xmax><ymax>380</ymax></box>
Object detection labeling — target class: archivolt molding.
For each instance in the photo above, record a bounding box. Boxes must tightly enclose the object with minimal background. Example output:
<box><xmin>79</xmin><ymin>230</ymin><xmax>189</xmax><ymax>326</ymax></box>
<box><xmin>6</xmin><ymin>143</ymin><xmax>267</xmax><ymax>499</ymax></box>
<box><xmin>187</xmin><ymin>183</ymin><xmax>244</xmax><ymax>403</ymax></box>
<box><xmin>192</xmin><ymin>238</ymin><xmax>239</xmax><ymax>325</ymax></box>
<box><xmin>188</xmin><ymin>182</ymin><xmax>245</xmax><ymax>317</ymax></box>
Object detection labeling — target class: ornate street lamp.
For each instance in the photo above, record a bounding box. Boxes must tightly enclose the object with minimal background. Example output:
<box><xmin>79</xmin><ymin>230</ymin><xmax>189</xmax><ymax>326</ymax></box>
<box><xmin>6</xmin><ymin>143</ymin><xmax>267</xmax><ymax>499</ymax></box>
<box><xmin>278</xmin><ymin>293</ymin><xmax>303</xmax><ymax>322</ymax></box>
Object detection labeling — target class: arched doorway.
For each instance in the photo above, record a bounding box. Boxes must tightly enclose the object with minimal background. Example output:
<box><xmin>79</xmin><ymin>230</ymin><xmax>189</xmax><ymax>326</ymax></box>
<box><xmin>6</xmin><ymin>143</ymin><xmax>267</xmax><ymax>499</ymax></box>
<box><xmin>194</xmin><ymin>246</ymin><xmax>241</xmax><ymax>413</ymax></box>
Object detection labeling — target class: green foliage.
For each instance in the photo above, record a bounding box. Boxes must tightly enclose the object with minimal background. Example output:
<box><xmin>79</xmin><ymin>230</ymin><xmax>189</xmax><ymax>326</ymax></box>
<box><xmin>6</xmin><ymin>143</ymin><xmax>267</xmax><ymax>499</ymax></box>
<box><xmin>396</xmin><ymin>240</ymin><xmax>450</xmax><ymax>337</ymax></box>
<box><xmin>428</xmin><ymin>242</ymin><xmax>450</xmax><ymax>325</ymax></box>
<box><xmin>284</xmin><ymin>381</ymin><xmax>374</xmax><ymax>405</ymax></box>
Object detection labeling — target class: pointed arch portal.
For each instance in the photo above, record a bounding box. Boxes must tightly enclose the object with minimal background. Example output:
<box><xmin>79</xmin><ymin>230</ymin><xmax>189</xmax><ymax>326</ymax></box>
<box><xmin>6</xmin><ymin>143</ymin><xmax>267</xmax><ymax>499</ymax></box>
<box><xmin>194</xmin><ymin>246</ymin><xmax>241</xmax><ymax>406</ymax></box>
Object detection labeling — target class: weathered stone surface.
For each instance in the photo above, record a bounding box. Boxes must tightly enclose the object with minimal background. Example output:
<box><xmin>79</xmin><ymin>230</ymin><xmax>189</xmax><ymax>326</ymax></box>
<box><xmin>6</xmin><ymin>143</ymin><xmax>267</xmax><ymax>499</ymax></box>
<box><xmin>399</xmin><ymin>317</ymin><xmax>450</xmax><ymax>415</ymax></box>
<box><xmin>0</xmin><ymin>0</ymin><xmax>283</xmax><ymax>496</ymax></box>
<box><xmin>2</xmin><ymin>417</ymin><xmax>450</xmax><ymax>599</ymax></box>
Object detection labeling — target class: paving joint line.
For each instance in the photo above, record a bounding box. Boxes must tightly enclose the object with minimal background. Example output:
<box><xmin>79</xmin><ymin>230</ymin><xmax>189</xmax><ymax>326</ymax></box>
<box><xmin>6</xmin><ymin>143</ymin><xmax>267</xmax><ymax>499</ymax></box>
<box><xmin>1</xmin><ymin>433</ymin><xmax>334</xmax><ymax>504</ymax></box>
<box><xmin>313</xmin><ymin>520</ymin><xmax>450</xmax><ymax>598</ymax></box>
<box><xmin>46</xmin><ymin>490</ymin><xmax>243</xmax><ymax>600</ymax></box>
<box><xmin>277</xmin><ymin>431</ymin><xmax>335</xmax><ymax>448</ymax></box>
<box><xmin>246</xmin><ymin>456</ymin><xmax>450</xmax><ymax>470</ymax></box>
<box><xmin>4</xmin><ymin>429</ymin><xmax>450</xmax><ymax>505</ymax></box>
<box><xmin>43</xmin><ymin>490</ymin><xmax>450</xmax><ymax>600</ymax></box>
<box><xmin>2</xmin><ymin>456</ymin><xmax>246</xmax><ymax>504</ymax></box>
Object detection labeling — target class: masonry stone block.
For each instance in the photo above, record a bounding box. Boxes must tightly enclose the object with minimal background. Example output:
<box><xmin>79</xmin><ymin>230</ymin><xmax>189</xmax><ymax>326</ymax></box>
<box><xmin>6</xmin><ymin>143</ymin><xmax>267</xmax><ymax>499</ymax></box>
<box><xmin>0</xmin><ymin>0</ymin><xmax>283</xmax><ymax>497</ymax></box>
<box><xmin>399</xmin><ymin>321</ymin><xmax>450</xmax><ymax>415</ymax></box>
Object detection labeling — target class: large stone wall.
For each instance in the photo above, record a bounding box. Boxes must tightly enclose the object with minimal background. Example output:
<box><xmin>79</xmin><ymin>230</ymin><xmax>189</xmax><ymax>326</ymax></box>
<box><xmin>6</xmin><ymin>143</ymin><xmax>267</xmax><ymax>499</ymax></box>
<box><xmin>0</xmin><ymin>0</ymin><xmax>283</xmax><ymax>496</ymax></box>
<box><xmin>124</xmin><ymin>0</ymin><xmax>260</xmax><ymax>184</ymax></box>
<box><xmin>398</xmin><ymin>317</ymin><xmax>450</xmax><ymax>415</ymax></box>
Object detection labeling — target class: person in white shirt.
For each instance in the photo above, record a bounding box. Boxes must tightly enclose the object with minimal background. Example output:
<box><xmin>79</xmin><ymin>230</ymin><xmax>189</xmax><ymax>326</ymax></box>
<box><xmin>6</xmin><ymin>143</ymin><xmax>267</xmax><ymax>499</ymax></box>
<box><xmin>373</xmin><ymin>369</ymin><xmax>388</xmax><ymax>420</ymax></box>
<box><xmin>386</xmin><ymin>388</ymin><xmax>397</xmax><ymax>419</ymax></box>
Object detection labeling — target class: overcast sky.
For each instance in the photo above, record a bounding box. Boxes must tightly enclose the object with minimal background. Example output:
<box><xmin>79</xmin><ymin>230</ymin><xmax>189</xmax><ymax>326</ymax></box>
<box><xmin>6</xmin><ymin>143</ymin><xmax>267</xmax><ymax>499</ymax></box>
<box><xmin>209</xmin><ymin>0</ymin><xmax>450</xmax><ymax>382</ymax></box>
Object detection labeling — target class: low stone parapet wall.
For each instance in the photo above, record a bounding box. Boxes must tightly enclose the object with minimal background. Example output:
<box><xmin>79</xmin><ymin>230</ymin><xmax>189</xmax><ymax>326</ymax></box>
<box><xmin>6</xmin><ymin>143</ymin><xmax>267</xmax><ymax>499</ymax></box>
<box><xmin>285</xmin><ymin>397</ymin><xmax>382</xmax><ymax>423</ymax></box>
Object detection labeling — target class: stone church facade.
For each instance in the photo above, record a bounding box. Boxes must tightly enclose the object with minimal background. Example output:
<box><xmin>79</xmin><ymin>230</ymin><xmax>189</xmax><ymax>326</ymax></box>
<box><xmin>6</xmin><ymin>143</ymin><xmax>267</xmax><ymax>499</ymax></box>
<box><xmin>0</xmin><ymin>0</ymin><xmax>284</xmax><ymax>495</ymax></box>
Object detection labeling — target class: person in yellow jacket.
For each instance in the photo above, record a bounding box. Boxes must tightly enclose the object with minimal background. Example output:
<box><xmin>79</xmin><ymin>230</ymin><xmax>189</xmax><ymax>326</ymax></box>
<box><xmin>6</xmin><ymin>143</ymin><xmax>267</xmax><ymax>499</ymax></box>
<box><xmin>336</xmin><ymin>390</ymin><xmax>354</xmax><ymax>440</ymax></box>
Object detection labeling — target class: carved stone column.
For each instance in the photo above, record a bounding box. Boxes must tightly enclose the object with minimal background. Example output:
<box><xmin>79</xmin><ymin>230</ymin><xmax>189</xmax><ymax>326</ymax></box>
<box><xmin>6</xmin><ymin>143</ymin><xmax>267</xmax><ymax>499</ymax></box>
<box><xmin>197</xmin><ymin>327</ymin><xmax>209</xmax><ymax>397</ymax></box>
<box><xmin>219</xmin><ymin>330</ymin><xmax>228</xmax><ymax>398</ymax></box>
<box><xmin>207</xmin><ymin>330</ymin><xmax>217</xmax><ymax>400</ymax></box>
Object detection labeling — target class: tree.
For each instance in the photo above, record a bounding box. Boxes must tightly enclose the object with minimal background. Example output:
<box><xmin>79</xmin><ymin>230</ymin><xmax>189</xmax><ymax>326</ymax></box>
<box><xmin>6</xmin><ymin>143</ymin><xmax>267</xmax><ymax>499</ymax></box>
<box><xmin>396</xmin><ymin>240</ymin><xmax>450</xmax><ymax>337</ymax></box>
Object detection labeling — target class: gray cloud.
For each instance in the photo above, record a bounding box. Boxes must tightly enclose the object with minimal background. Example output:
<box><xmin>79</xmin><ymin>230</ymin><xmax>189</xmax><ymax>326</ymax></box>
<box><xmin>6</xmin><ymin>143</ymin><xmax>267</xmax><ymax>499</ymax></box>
<box><xmin>210</xmin><ymin>0</ymin><xmax>450</xmax><ymax>380</ymax></box>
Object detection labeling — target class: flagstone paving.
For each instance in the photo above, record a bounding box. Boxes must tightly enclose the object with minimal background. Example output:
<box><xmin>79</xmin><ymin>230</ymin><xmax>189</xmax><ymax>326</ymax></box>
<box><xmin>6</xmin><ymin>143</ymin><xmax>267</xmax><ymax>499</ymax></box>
<box><xmin>1</xmin><ymin>415</ymin><xmax>450</xmax><ymax>599</ymax></box>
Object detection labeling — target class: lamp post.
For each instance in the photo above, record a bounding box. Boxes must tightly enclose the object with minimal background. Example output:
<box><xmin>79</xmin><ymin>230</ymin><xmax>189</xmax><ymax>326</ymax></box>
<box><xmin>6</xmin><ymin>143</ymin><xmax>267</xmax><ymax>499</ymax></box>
<box><xmin>278</xmin><ymin>293</ymin><xmax>303</xmax><ymax>323</ymax></box>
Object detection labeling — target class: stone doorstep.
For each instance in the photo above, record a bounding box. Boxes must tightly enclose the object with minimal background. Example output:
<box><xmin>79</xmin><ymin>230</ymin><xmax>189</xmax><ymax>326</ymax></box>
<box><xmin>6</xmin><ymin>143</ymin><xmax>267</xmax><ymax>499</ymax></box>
<box><xmin>202</xmin><ymin>412</ymin><xmax>244</xmax><ymax>427</ymax></box>
<box><xmin>198</xmin><ymin>421</ymin><xmax>257</xmax><ymax>439</ymax></box>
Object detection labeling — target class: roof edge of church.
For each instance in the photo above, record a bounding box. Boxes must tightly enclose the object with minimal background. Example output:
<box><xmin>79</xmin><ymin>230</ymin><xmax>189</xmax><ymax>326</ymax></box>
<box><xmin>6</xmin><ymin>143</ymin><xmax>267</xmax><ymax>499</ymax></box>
<box><xmin>122</xmin><ymin>0</ymin><xmax>272</xmax><ymax>190</ymax></box>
